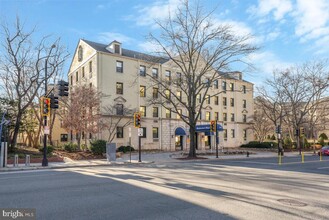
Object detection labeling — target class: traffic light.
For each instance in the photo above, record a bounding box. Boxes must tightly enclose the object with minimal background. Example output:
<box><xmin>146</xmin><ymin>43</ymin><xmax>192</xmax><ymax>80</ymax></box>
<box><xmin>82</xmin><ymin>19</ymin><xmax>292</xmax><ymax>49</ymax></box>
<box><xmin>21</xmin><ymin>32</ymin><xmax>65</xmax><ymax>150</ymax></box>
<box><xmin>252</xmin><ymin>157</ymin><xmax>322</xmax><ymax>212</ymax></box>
<box><xmin>300</xmin><ymin>127</ymin><xmax>305</xmax><ymax>136</ymax></box>
<box><xmin>41</xmin><ymin>97</ymin><xmax>50</xmax><ymax>117</ymax></box>
<box><xmin>134</xmin><ymin>112</ymin><xmax>141</xmax><ymax>128</ymax></box>
<box><xmin>210</xmin><ymin>120</ymin><xmax>216</xmax><ymax>132</ymax></box>
<box><xmin>295</xmin><ymin>129</ymin><xmax>300</xmax><ymax>136</ymax></box>
<box><xmin>58</xmin><ymin>80</ymin><xmax>69</xmax><ymax>97</ymax></box>
<box><xmin>50</xmin><ymin>94</ymin><xmax>59</xmax><ymax>109</ymax></box>
<box><xmin>275</xmin><ymin>125</ymin><xmax>281</xmax><ymax>134</ymax></box>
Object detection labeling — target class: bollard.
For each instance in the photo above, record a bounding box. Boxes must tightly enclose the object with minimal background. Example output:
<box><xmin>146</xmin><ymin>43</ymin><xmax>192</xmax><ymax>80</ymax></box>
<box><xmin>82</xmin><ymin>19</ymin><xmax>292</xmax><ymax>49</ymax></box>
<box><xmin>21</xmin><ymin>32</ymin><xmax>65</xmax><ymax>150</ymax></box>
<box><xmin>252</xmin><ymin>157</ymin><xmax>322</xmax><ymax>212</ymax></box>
<box><xmin>14</xmin><ymin>154</ymin><xmax>18</xmax><ymax>167</ymax></box>
<box><xmin>25</xmin><ymin>155</ymin><xmax>30</xmax><ymax>167</ymax></box>
<box><xmin>246</xmin><ymin>151</ymin><xmax>249</xmax><ymax>157</ymax></box>
<box><xmin>302</xmin><ymin>152</ymin><xmax>304</xmax><ymax>163</ymax></box>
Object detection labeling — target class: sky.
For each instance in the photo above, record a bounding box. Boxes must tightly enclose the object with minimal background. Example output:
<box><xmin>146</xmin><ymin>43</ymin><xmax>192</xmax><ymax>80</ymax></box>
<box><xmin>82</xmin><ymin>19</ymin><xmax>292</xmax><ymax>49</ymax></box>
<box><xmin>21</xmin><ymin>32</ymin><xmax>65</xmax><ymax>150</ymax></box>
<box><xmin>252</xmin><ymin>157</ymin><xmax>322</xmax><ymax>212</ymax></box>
<box><xmin>1</xmin><ymin>0</ymin><xmax>329</xmax><ymax>87</ymax></box>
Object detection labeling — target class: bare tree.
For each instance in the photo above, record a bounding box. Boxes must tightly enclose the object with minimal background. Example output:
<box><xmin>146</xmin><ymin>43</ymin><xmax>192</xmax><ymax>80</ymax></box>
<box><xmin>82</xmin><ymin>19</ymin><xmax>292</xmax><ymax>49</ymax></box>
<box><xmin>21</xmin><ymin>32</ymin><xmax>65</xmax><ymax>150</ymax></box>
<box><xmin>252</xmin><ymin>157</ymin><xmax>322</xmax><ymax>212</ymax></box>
<box><xmin>102</xmin><ymin>104</ymin><xmax>134</xmax><ymax>143</ymax></box>
<box><xmin>0</xmin><ymin>17</ymin><xmax>68</xmax><ymax>149</ymax></box>
<box><xmin>260</xmin><ymin>60</ymin><xmax>329</xmax><ymax>153</ymax></box>
<box><xmin>250</xmin><ymin>97</ymin><xmax>273</xmax><ymax>142</ymax></box>
<box><xmin>60</xmin><ymin>85</ymin><xmax>101</xmax><ymax>150</ymax></box>
<box><xmin>144</xmin><ymin>0</ymin><xmax>257</xmax><ymax>157</ymax></box>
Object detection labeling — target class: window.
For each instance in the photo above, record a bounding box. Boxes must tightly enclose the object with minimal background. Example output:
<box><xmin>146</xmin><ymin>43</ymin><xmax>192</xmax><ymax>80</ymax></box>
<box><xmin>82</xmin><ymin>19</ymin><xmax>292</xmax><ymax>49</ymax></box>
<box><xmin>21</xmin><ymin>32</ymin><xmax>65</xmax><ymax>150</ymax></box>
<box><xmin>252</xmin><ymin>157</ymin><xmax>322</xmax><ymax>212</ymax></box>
<box><xmin>153</xmin><ymin>87</ymin><xmax>158</xmax><ymax>98</ymax></box>
<box><xmin>243</xmin><ymin>114</ymin><xmax>247</xmax><ymax>123</ymax></box>
<box><xmin>214</xmin><ymin>96</ymin><xmax>219</xmax><ymax>105</ymax></box>
<box><xmin>197</xmin><ymin>94</ymin><xmax>201</xmax><ymax>103</ymax></box>
<box><xmin>116</xmin><ymin>127</ymin><xmax>123</xmax><ymax>138</ymax></box>
<box><xmin>243</xmin><ymin>129</ymin><xmax>247</xmax><ymax>140</ymax></box>
<box><xmin>177</xmin><ymin>109</ymin><xmax>182</xmax><ymax>119</ymax></box>
<box><xmin>140</xmin><ymin>65</ymin><xmax>146</xmax><ymax>76</ymax></box>
<box><xmin>165</xmin><ymin>90</ymin><xmax>170</xmax><ymax>99</ymax></box>
<box><xmin>116</xmin><ymin>82</ymin><xmax>123</xmax><ymax>94</ymax></box>
<box><xmin>243</xmin><ymin>85</ymin><xmax>246</xmax><ymax>94</ymax></box>
<box><xmin>89</xmin><ymin>61</ymin><xmax>92</xmax><ymax>73</ymax></box>
<box><xmin>76</xmin><ymin>71</ymin><xmax>78</xmax><ymax>82</ymax></box>
<box><xmin>152</xmin><ymin>68</ymin><xmax>158</xmax><ymax>78</ymax></box>
<box><xmin>78</xmin><ymin>46</ymin><xmax>83</xmax><ymax>61</ymax></box>
<box><xmin>152</xmin><ymin>127</ymin><xmax>159</xmax><ymax>139</ymax></box>
<box><xmin>214</xmin><ymin>112</ymin><xmax>219</xmax><ymax>120</ymax></box>
<box><xmin>177</xmin><ymin>91</ymin><xmax>182</xmax><ymax>101</ymax></box>
<box><xmin>60</xmin><ymin>134</ymin><xmax>68</xmax><ymax>142</ymax></box>
<box><xmin>206</xmin><ymin>112</ymin><xmax>211</xmax><ymax>121</ymax></box>
<box><xmin>230</xmin><ymin>98</ymin><xmax>234</xmax><ymax>107</ymax></box>
<box><xmin>140</xmin><ymin>86</ymin><xmax>146</xmax><ymax>97</ymax></box>
<box><xmin>139</xmin><ymin>106</ymin><xmax>146</xmax><ymax>117</ymax></box>
<box><xmin>82</xmin><ymin>67</ymin><xmax>85</xmax><ymax>78</ymax></box>
<box><xmin>89</xmin><ymin>83</ymin><xmax>92</xmax><ymax>88</ymax></box>
<box><xmin>165</xmin><ymin>70</ymin><xmax>171</xmax><ymax>82</ymax></box>
<box><xmin>116</xmin><ymin>61</ymin><xmax>123</xmax><ymax>73</ymax></box>
<box><xmin>70</xmin><ymin>75</ymin><xmax>73</xmax><ymax>86</ymax></box>
<box><xmin>231</xmin><ymin>129</ymin><xmax>235</xmax><ymax>138</ymax></box>
<box><xmin>205</xmin><ymin>78</ymin><xmax>210</xmax><ymax>87</ymax></box>
<box><xmin>223</xmin><ymin>97</ymin><xmax>227</xmax><ymax>106</ymax></box>
<box><xmin>231</xmin><ymin>113</ymin><xmax>235</xmax><ymax>122</ymax></box>
<box><xmin>223</xmin><ymin>113</ymin><xmax>227</xmax><ymax>121</ymax></box>
<box><xmin>176</xmin><ymin>72</ymin><xmax>182</xmax><ymax>83</ymax></box>
<box><xmin>223</xmin><ymin>129</ymin><xmax>227</xmax><ymax>140</ymax></box>
<box><xmin>222</xmin><ymin>81</ymin><xmax>227</xmax><ymax>91</ymax></box>
<box><xmin>206</xmin><ymin>95</ymin><xmax>210</xmax><ymax>104</ymax></box>
<box><xmin>153</xmin><ymin>107</ymin><xmax>158</xmax><ymax>117</ymax></box>
<box><xmin>116</xmin><ymin>104</ymin><xmax>123</xmax><ymax>115</ymax></box>
<box><xmin>141</xmin><ymin>127</ymin><xmax>147</xmax><ymax>138</ymax></box>
<box><xmin>166</xmin><ymin>108</ymin><xmax>171</xmax><ymax>118</ymax></box>
<box><xmin>243</xmin><ymin>100</ymin><xmax>247</xmax><ymax>108</ymax></box>
<box><xmin>199</xmin><ymin>112</ymin><xmax>202</xmax><ymax>120</ymax></box>
<box><xmin>114</xmin><ymin>44</ymin><xmax>120</xmax><ymax>54</ymax></box>
<box><xmin>214</xmin><ymin>80</ymin><xmax>218</xmax><ymax>89</ymax></box>
<box><xmin>230</xmin><ymin>82</ymin><xmax>234</xmax><ymax>91</ymax></box>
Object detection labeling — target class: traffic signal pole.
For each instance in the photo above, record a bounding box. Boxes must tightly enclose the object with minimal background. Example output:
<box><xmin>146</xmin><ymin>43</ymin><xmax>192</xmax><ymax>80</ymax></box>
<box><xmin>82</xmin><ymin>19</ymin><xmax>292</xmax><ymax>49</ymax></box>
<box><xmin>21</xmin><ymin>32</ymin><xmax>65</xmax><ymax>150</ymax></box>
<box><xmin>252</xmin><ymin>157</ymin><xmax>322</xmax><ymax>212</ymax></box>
<box><xmin>216</xmin><ymin>120</ymin><xmax>218</xmax><ymax>158</ymax></box>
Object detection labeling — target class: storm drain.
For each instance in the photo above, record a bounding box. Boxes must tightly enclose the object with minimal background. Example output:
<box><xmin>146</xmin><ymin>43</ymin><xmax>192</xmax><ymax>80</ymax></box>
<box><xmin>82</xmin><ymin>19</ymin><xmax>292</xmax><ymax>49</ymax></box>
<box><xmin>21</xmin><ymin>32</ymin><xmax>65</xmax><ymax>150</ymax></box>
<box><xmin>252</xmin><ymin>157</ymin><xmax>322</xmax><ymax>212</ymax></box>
<box><xmin>277</xmin><ymin>199</ymin><xmax>307</xmax><ymax>207</ymax></box>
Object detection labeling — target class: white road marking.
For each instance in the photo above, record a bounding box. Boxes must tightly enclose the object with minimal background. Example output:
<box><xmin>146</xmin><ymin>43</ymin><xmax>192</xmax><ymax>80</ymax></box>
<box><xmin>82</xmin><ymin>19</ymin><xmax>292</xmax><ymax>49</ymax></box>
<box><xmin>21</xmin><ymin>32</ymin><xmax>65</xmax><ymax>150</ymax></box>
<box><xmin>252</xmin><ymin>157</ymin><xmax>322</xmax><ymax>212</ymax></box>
<box><xmin>317</xmin><ymin>167</ymin><xmax>329</xmax><ymax>170</ymax></box>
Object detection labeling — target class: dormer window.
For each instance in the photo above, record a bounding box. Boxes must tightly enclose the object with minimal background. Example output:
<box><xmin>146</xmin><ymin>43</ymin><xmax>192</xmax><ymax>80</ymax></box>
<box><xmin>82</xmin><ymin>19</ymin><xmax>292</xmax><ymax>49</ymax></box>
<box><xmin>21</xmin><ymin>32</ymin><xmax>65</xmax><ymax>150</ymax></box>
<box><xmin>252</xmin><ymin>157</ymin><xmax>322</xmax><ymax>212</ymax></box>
<box><xmin>78</xmin><ymin>46</ymin><xmax>83</xmax><ymax>62</ymax></box>
<box><xmin>106</xmin><ymin>40</ymin><xmax>122</xmax><ymax>55</ymax></box>
<box><xmin>115</xmin><ymin>44</ymin><xmax>120</xmax><ymax>54</ymax></box>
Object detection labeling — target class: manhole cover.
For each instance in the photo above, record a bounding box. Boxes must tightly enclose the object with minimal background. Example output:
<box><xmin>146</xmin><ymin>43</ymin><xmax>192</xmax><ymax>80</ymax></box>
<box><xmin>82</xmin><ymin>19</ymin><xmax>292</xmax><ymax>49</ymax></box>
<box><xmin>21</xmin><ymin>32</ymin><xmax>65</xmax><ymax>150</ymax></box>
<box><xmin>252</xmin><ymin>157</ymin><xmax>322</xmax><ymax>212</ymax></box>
<box><xmin>277</xmin><ymin>199</ymin><xmax>307</xmax><ymax>207</ymax></box>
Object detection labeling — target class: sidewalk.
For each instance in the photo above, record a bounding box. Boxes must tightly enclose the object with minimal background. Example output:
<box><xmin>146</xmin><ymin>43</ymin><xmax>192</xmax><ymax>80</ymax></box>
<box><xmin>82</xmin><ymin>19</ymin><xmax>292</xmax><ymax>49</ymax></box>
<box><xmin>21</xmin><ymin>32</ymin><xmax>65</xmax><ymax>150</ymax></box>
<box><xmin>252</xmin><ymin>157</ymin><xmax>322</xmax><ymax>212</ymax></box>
<box><xmin>0</xmin><ymin>150</ymin><xmax>312</xmax><ymax>172</ymax></box>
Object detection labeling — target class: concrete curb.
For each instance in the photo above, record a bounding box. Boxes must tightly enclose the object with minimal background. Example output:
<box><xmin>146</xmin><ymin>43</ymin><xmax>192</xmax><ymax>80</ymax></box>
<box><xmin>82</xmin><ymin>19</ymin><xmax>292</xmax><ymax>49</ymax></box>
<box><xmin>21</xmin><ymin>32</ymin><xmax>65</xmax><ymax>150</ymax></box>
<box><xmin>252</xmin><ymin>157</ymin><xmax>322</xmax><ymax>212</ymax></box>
<box><xmin>0</xmin><ymin>160</ymin><xmax>154</xmax><ymax>172</ymax></box>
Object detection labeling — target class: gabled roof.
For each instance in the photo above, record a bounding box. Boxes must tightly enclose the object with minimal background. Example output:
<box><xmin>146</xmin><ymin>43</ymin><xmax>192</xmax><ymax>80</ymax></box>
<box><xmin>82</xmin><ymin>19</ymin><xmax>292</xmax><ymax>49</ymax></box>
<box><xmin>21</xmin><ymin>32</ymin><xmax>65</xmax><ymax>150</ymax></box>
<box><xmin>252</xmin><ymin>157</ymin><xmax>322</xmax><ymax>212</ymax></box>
<box><xmin>82</xmin><ymin>39</ymin><xmax>168</xmax><ymax>64</ymax></box>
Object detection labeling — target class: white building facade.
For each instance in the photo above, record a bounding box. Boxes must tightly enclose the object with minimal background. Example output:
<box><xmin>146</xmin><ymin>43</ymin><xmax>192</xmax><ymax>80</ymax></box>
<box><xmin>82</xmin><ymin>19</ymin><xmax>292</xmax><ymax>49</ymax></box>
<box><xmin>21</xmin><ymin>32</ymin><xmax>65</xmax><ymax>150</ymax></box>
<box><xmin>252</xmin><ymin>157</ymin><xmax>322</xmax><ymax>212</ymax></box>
<box><xmin>67</xmin><ymin>39</ymin><xmax>254</xmax><ymax>151</ymax></box>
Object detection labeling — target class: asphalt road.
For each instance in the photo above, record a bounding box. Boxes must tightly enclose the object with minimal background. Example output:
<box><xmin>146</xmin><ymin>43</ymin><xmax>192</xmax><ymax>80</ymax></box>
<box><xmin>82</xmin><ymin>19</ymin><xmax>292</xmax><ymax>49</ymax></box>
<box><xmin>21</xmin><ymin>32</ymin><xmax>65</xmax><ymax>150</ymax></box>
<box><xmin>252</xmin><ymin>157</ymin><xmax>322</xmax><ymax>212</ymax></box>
<box><xmin>0</xmin><ymin>155</ymin><xmax>329</xmax><ymax>220</ymax></box>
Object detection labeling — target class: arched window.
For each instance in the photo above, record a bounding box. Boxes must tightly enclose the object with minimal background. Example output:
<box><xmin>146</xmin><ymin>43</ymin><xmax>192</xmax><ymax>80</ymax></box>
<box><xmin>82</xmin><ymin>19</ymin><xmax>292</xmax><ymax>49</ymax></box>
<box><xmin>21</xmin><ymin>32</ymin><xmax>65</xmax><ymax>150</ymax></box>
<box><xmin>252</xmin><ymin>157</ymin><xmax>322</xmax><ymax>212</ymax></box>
<box><xmin>78</xmin><ymin>46</ymin><xmax>83</xmax><ymax>61</ymax></box>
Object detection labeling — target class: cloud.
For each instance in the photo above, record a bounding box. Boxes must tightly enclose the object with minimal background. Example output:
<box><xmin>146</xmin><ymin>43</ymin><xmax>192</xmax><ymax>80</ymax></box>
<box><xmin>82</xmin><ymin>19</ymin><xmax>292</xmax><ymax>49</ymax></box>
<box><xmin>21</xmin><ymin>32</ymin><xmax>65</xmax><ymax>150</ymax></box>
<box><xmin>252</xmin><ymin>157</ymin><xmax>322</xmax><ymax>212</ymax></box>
<box><xmin>248</xmin><ymin>51</ymin><xmax>293</xmax><ymax>75</ymax></box>
<box><xmin>96</xmin><ymin>32</ymin><xmax>135</xmax><ymax>45</ymax></box>
<box><xmin>131</xmin><ymin>0</ymin><xmax>182</xmax><ymax>27</ymax></box>
<box><xmin>247</xmin><ymin>0</ymin><xmax>293</xmax><ymax>21</ymax></box>
<box><xmin>293</xmin><ymin>0</ymin><xmax>329</xmax><ymax>38</ymax></box>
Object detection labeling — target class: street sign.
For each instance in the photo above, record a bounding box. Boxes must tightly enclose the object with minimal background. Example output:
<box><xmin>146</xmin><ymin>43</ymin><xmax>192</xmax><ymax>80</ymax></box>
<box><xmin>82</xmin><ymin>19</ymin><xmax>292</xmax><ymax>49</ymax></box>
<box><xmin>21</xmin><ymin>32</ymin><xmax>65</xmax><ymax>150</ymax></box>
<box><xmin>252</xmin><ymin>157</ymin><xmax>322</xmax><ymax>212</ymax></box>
<box><xmin>138</xmin><ymin>128</ymin><xmax>143</xmax><ymax>136</ymax></box>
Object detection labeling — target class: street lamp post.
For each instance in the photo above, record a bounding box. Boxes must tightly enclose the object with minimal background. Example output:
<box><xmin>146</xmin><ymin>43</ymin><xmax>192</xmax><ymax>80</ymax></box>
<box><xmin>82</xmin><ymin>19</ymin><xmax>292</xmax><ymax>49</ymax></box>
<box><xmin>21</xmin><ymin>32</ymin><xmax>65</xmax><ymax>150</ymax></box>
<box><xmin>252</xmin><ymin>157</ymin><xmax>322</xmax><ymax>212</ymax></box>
<box><xmin>42</xmin><ymin>45</ymin><xmax>56</xmax><ymax>167</ymax></box>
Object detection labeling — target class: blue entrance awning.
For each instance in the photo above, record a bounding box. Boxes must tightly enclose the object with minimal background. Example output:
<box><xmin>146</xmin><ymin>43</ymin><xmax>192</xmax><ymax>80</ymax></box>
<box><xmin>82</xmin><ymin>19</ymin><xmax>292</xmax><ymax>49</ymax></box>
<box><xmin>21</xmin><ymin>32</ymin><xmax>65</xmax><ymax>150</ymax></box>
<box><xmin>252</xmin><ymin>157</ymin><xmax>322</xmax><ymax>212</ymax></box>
<box><xmin>175</xmin><ymin>127</ymin><xmax>186</xmax><ymax>136</ymax></box>
<box><xmin>195</xmin><ymin>124</ymin><xmax>223</xmax><ymax>132</ymax></box>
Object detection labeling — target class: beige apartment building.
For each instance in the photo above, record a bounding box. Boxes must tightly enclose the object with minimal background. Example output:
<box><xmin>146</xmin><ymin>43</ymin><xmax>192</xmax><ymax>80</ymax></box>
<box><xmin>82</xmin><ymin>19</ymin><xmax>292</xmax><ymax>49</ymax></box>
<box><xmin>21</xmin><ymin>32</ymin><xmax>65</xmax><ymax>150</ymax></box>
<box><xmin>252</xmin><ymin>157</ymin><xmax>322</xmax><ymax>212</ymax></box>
<box><xmin>66</xmin><ymin>39</ymin><xmax>254</xmax><ymax>151</ymax></box>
